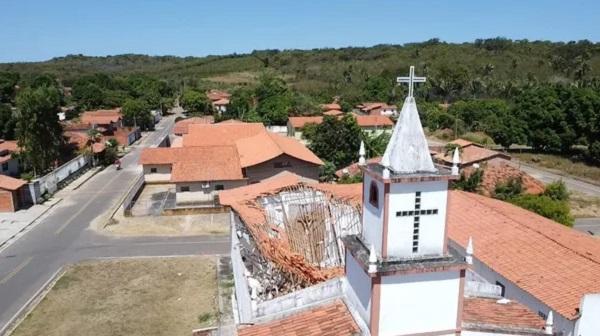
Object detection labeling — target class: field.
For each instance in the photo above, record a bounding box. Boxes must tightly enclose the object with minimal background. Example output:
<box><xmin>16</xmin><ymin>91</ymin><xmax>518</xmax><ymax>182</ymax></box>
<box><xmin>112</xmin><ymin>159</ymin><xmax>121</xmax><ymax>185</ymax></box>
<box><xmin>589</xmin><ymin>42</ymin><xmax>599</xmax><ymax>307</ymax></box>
<box><xmin>11</xmin><ymin>257</ymin><xmax>218</xmax><ymax>336</ymax></box>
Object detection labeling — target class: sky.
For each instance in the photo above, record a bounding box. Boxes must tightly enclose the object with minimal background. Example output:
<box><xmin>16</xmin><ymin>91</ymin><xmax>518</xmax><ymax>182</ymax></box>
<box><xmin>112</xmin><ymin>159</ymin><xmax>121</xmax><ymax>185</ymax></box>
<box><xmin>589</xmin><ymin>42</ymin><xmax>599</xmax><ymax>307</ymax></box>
<box><xmin>1</xmin><ymin>0</ymin><xmax>599</xmax><ymax>63</ymax></box>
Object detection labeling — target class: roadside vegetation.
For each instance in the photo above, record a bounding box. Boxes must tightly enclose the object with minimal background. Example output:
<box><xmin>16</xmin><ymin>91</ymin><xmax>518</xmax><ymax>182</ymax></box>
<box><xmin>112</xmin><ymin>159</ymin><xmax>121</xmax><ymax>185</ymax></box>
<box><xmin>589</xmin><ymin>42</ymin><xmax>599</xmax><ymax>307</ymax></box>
<box><xmin>11</xmin><ymin>257</ymin><xmax>218</xmax><ymax>336</ymax></box>
<box><xmin>513</xmin><ymin>152</ymin><xmax>600</xmax><ymax>182</ymax></box>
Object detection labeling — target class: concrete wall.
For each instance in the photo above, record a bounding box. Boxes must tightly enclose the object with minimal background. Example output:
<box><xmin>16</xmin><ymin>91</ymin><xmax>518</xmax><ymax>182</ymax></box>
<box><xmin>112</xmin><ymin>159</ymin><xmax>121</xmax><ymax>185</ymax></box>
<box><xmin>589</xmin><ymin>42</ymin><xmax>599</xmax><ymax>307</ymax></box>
<box><xmin>143</xmin><ymin>164</ymin><xmax>171</xmax><ymax>174</ymax></box>
<box><xmin>244</xmin><ymin>154</ymin><xmax>320</xmax><ymax>183</ymax></box>
<box><xmin>28</xmin><ymin>154</ymin><xmax>90</xmax><ymax>203</ymax></box>
<box><xmin>450</xmin><ymin>240</ymin><xmax>576</xmax><ymax>335</ymax></box>
<box><xmin>362</xmin><ymin>174</ymin><xmax>385</xmax><ymax>256</ymax></box>
<box><xmin>0</xmin><ymin>158</ymin><xmax>20</xmax><ymax>177</ymax></box>
<box><xmin>379</xmin><ymin>270</ymin><xmax>460</xmax><ymax>336</ymax></box>
<box><xmin>344</xmin><ymin>250</ymin><xmax>371</xmax><ymax>324</ymax></box>
<box><xmin>388</xmin><ymin>180</ymin><xmax>448</xmax><ymax>257</ymax></box>
<box><xmin>176</xmin><ymin>180</ymin><xmax>247</xmax><ymax>193</ymax></box>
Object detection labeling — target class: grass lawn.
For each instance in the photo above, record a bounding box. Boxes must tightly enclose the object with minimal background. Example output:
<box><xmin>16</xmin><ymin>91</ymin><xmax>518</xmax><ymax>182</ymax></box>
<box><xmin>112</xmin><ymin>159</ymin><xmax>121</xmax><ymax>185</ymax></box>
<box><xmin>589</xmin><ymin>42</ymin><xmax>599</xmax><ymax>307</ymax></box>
<box><xmin>513</xmin><ymin>153</ymin><xmax>600</xmax><ymax>182</ymax></box>
<box><xmin>570</xmin><ymin>192</ymin><xmax>600</xmax><ymax>218</ymax></box>
<box><xmin>11</xmin><ymin>257</ymin><xmax>218</xmax><ymax>336</ymax></box>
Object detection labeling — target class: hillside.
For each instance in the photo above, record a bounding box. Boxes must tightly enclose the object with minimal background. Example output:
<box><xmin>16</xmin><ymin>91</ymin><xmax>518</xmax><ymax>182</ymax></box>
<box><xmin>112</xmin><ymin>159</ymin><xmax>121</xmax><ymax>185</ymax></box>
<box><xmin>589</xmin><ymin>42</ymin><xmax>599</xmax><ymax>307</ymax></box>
<box><xmin>2</xmin><ymin>38</ymin><xmax>600</xmax><ymax>101</ymax></box>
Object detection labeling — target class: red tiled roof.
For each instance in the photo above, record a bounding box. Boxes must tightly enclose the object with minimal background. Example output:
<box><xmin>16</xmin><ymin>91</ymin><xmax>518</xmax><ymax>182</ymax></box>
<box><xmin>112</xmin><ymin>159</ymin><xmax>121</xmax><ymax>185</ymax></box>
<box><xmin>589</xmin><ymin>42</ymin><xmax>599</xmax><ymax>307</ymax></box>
<box><xmin>462</xmin><ymin>297</ymin><xmax>545</xmax><ymax>331</ymax></box>
<box><xmin>335</xmin><ymin>157</ymin><xmax>381</xmax><ymax>178</ymax></box>
<box><xmin>206</xmin><ymin>89</ymin><xmax>230</xmax><ymax>101</ymax></box>
<box><xmin>353</xmin><ymin>115</ymin><xmax>394</xmax><ymax>127</ymax></box>
<box><xmin>64</xmin><ymin>131</ymin><xmax>90</xmax><ymax>150</ymax></box>
<box><xmin>288</xmin><ymin>116</ymin><xmax>324</xmax><ymax>129</ymax></box>
<box><xmin>140</xmin><ymin>146</ymin><xmax>245</xmax><ymax>182</ymax></box>
<box><xmin>237</xmin><ymin>300</ymin><xmax>359</xmax><ymax>336</ymax></box>
<box><xmin>435</xmin><ymin>143</ymin><xmax>510</xmax><ymax>166</ymax></box>
<box><xmin>0</xmin><ymin>175</ymin><xmax>26</xmax><ymax>191</ymax></box>
<box><xmin>173</xmin><ymin>116</ymin><xmax>215</xmax><ymax>135</ymax></box>
<box><xmin>320</xmin><ymin>103</ymin><xmax>341</xmax><ymax>111</ymax></box>
<box><xmin>0</xmin><ymin>140</ymin><xmax>19</xmax><ymax>153</ymax></box>
<box><xmin>80</xmin><ymin>108</ymin><xmax>122</xmax><ymax>125</ymax></box>
<box><xmin>184</xmin><ymin>123</ymin><xmax>322</xmax><ymax>167</ymax></box>
<box><xmin>449</xmin><ymin>190</ymin><xmax>600</xmax><ymax>320</ymax></box>
<box><xmin>450</xmin><ymin>138</ymin><xmax>474</xmax><ymax>148</ymax></box>
<box><xmin>463</xmin><ymin>160</ymin><xmax>545</xmax><ymax>196</ymax></box>
<box><xmin>92</xmin><ymin>142</ymin><xmax>106</xmax><ymax>153</ymax></box>
<box><xmin>212</xmin><ymin>98</ymin><xmax>229</xmax><ymax>105</ymax></box>
<box><xmin>323</xmin><ymin>110</ymin><xmax>343</xmax><ymax>116</ymax></box>
<box><xmin>289</xmin><ymin>115</ymin><xmax>393</xmax><ymax>128</ymax></box>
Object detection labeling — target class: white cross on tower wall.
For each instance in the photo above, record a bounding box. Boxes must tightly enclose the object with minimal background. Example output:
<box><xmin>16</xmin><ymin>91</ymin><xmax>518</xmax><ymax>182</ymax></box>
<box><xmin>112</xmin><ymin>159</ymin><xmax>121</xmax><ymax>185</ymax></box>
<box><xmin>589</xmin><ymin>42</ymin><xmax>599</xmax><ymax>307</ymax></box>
<box><xmin>397</xmin><ymin>65</ymin><xmax>426</xmax><ymax>98</ymax></box>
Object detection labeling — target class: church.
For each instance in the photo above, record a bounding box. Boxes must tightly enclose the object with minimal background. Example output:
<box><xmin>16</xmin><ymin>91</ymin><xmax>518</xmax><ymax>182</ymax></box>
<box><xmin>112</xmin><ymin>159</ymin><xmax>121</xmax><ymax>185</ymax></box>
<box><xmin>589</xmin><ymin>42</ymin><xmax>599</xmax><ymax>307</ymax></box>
<box><xmin>222</xmin><ymin>67</ymin><xmax>598</xmax><ymax>336</ymax></box>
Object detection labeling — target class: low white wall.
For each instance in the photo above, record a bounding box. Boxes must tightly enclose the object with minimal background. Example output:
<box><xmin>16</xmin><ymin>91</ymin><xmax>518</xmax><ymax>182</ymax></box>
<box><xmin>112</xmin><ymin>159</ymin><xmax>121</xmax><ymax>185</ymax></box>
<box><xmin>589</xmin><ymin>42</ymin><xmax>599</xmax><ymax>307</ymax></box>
<box><xmin>576</xmin><ymin>293</ymin><xmax>600</xmax><ymax>336</ymax></box>
<box><xmin>231</xmin><ymin>212</ymin><xmax>254</xmax><ymax>323</ymax></box>
<box><xmin>29</xmin><ymin>154</ymin><xmax>90</xmax><ymax>202</ymax></box>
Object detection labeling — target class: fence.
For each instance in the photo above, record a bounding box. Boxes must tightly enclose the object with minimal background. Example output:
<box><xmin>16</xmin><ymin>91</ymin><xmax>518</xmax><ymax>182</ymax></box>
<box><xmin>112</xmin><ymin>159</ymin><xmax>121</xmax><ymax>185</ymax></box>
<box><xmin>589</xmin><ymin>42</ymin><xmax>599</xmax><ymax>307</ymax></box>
<box><xmin>122</xmin><ymin>173</ymin><xmax>145</xmax><ymax>216</ymax></box>
<box><xmin>26</xmin><ymin>154</ymin><xmax>90</xmax><ymax>203</ymax></box>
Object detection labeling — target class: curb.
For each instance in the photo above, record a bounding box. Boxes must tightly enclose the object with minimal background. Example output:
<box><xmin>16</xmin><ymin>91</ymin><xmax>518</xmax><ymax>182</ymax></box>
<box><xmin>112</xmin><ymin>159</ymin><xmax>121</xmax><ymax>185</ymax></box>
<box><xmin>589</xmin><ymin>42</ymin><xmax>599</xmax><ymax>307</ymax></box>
<box><xmin>0</xmin><ymin>198</ymin><xmax>63</xmax><ymax>253</ymax></box>
<box><xmin>0</xmin><ymin>266</ymin><xmax>66</xmax><ymax>336</ymax></box>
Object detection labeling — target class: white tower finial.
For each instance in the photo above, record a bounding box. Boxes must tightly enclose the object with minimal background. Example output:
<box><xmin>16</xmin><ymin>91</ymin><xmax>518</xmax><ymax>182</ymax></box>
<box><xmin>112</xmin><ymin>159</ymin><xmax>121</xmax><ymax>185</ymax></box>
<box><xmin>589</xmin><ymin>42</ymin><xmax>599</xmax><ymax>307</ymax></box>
<box><xmin>358</xmin><ymin>140</ymin><xmax>366</xmax><ymax>166</ymax></box>
<box><xmin>545</xmin><ymin>311</ymin><xmax>553</xmax><ymax>334</ymax></box>
<box><xmin>380</xmin><ymin>155</ymin><xmax>391</xmax><ymax>179</ymax></box>
<box><xmin>368</xmin><ymin>244</ymin><xmax>378</xmax><ymax>273</ymax></box>
<box><xmin>466</xmin><ymin>237</ymin><xmax>473</xmax><ymax>265</ymax></box>
<box><xmin>451</xmin><ymin>148</ymin><xmax>460</xmax><ymax>175</ymax></box>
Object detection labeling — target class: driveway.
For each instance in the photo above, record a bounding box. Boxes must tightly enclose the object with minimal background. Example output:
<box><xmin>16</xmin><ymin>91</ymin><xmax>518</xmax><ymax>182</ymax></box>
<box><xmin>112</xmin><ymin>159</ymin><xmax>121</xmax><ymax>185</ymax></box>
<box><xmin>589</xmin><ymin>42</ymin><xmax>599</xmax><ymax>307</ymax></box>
<box><xmin>0</xmin><ymin>115</ymin><xmax>231</xmax><ymax>334</ymax></box>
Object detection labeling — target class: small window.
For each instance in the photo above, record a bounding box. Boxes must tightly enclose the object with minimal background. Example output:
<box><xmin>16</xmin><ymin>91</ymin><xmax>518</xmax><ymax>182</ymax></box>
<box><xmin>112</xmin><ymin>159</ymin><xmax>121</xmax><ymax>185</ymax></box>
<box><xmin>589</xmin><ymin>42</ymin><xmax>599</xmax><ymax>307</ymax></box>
<box><xmin>538</xmin><ymin>311</ymin><xmax>547</xmax><ymax>320</ymax></box>
<box><xmin>150</xmin><ymin>167</ymin><xmax>157</xmax><ymax>173</ymax></box>
<box><xmin>1</xmin><ymin>162</ymin><xmax>7</xmax><ymax>171</ymax></box>
<box><xmin>368</xmin><ymin>182</ymin><xmax>379</xmax><ymax>208</ymax></box>
<box><xmin>215</xmin><ymin>184</ymin><xmax>224</xmax><ymax>191</ymax></box>
<box><xmin>181</xmin><ymin>186</ymin><xmax>190</xmax><ymax>192</ymax></box>
<box><xmin>495</xmin><ymin>281</ymin><xmax>506</xmax><ymax>297</ymax></box>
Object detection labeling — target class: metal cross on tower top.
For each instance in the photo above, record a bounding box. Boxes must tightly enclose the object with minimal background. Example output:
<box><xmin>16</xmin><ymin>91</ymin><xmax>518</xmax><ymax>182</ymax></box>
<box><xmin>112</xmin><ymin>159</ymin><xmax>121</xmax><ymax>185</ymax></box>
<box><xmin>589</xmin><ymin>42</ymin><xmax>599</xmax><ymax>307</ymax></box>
<box><xmin>397</xmin><ymin>65</ymin><xmax>426</xmax><ymax>98</ymax></box>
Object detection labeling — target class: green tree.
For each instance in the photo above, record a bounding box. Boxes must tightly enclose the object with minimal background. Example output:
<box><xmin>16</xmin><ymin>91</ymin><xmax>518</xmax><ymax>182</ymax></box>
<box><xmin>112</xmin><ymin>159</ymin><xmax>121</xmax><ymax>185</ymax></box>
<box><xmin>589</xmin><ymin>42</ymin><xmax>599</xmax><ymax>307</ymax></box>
<box><xmin>0</xmin><ymin>72</ymin><xmax>20</xmax><ymax>103</ymax></box>
<box><xmin>122</xmin><ymin>99</ymin><xmax>152</xmax><ymax>130</ymax></box>
<box><xmin>255</xmin><ymin>73</ymin><xmax>292</xmax><ymax>125</ymax></box>
<box><xmin>0</xmin><ymin>104</ymin><xmax>16</xmax><ymax>140</ymax></box>
<box><xmin>15</xmin><ymin>86</ymin><xmax>64</xmax><ymax>176</ymax></box>
<box><xmin>181</xmin><ymin>89</ymin><xmax>209</xmax><ymax>114</ymax></box>
<box><xmin>543</xmin><ymin>180</ymin><xmax>569</xmax><ymax>201</ymax></box>
<box><xmin>493</xmin><ymin>177</ymin><xmax>524</xmax><ymax>200</ymax></box>
<box><xmin>304</xmin><ymin>114</ymin><xmax>362</xmax><ymax>168</ymax></box>
<box><xmin>453</xmin><ymin>169</ymin><xmax>484</xmax><ymax>192</ymax></box>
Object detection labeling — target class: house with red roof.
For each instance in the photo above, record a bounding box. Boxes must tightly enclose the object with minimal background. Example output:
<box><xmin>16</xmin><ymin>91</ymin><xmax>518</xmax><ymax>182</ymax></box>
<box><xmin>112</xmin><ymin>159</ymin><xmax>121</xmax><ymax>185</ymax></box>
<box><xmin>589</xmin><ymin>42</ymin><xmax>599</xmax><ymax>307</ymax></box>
<box><xmin>0</xmin><ymin>140</ymin><xmax>21</xmax><ymax>177</ymax></box>
<box><xmin>0</xmin><ymin>175</ymin><xmax>27</xmax><ymax>212</ymax></box>
<box><xmin>433</xmin><ymin>138</ymin><xmax>511</xmax><ymax>169</ymax></box>
<box><xmin>80</xmin><ymin>108</ymin><xmax>140</xmax><ymax>146</ymax></box>
<box><xmin>139</xmin><ymin>122</ymin><xmax>323</xmax><ymax>205</ymax></box>
<box><xmin>357</xmin><ymin>102</ymin><xmax>398</xmax><ymax>117</ymax></box>
<box><xmin>206</xmin><ymin>89</ymin><xmax>231</xmax><ymax>115</ymax></box>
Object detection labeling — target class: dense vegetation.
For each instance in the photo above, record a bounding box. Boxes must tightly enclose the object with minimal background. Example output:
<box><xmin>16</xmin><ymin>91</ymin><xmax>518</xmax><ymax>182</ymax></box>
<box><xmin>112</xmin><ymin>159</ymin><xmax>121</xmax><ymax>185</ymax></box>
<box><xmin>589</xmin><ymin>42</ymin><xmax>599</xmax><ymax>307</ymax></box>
<box><xmin>2</xmin><ymin>37</ymin><xmax>600</xmax><ymax>173</ymax></box>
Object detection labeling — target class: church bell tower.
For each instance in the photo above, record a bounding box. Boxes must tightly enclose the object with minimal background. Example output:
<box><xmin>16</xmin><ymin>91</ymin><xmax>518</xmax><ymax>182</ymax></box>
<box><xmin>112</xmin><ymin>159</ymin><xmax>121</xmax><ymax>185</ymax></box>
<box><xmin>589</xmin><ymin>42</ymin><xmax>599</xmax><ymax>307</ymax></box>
<box><xmin>343</xmin><ymin>66</ymin><xmax>467</xmax><ymax>336</ymax></box>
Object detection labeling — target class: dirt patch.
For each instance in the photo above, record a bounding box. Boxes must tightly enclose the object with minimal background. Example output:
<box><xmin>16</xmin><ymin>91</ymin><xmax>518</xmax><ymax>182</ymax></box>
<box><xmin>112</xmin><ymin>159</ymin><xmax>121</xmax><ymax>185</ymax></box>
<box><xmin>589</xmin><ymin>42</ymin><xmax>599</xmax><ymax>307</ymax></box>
<box><xmin>102</xmin><ymin>210</ymin><xmax>230</xmax><ymax>237</ymax></box>
<box><xmin>570</xmin><ymin>192</ymin><xmax>600</xmax><ymax>218</ymax></box>
<box><xmin>11</xmin><ymin>257</ymin><xmax>218</xmax><ymax>336</ymax></box>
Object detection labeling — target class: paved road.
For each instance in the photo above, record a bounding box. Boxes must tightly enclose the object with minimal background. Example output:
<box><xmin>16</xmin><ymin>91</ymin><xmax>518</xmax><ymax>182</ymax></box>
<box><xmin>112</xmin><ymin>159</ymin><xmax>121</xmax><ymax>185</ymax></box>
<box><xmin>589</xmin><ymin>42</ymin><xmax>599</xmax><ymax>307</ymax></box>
<box><xmin>0</xmin><ymin>116</ymin><xmax>230</xmax><ymax>333</ymax></box>
<box><xmin>574</xmin><ymin>218</ymin><xmax>600</xmax><ymax>236</ymax></box>
<box><xmin>518</xmin><ymin>162</ymin><xmax>600</xmax><ymax>197</ymax></box>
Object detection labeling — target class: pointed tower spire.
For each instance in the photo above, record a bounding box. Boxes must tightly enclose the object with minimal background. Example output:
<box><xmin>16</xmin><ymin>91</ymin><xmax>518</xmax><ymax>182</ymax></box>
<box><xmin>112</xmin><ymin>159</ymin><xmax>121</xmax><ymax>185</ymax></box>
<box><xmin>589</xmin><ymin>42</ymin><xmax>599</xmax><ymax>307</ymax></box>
<box><xmin>545</xmin><ymin>311</ymin><xmax>553</xmax><ymax>334</ymax></box>
<box><xmin>358</xmin><ymin>140</ymin><xmax>366</xmax><ymax>166</ymax></box>
<box><xmin>383</xmin><ymin>66</ymin><xmax>435</xmax><ymax>174</ymax></box>
<box><xmin>466</xmin><ymin>237</ymin><xmax>473</xmax><ymax>265</ymax></box>
<box><xmin>451</xmin><ymin>148</ymin><xmax>460</xmax><ymax>175</ymax></box>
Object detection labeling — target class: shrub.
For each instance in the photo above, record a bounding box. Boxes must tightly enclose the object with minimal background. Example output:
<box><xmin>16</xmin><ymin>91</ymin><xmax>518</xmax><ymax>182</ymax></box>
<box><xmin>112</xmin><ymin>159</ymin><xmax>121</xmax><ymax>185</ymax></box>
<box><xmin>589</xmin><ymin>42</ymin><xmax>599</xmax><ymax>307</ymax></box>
<box><xmin>543</xmin><ymin>180</ymin><xmax>569</xmax><ymax>201</ymax></box>
<box><xmin>453</xmin><ymin>169</ymin><xmax>484</xmax><ymax>192</ymax></box>
<box><xmin>493</xmin><ymin>177</ymin><xmax>523</xmax><ymax>200</ymax></box>
<box><xmin>509</xmin><ymin>194</ymin><xmax>574</xmax><ymax>226</ymax></box>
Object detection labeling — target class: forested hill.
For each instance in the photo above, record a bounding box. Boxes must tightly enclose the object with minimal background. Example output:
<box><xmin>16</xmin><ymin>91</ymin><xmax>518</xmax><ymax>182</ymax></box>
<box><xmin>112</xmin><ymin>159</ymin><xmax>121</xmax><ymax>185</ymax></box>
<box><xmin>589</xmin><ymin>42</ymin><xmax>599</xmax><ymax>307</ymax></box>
<box><xmin>2</xmin><ymin>38</ymin><xmax>600</xmax><ymax>101</ymax></box>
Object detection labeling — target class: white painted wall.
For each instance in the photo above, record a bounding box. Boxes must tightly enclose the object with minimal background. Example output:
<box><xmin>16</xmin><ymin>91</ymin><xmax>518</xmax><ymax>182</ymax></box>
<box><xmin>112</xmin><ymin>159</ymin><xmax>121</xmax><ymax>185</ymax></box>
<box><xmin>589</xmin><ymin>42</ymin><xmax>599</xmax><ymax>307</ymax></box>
<box><xmin>378</xmin><ymin>270</ymin><xmax>460</xmax><ymax>336</ymax></box>
<box><xmin>387</xmin><ymin>180</ymin><xmax>448</xmax><ymax>257</ymax></box>
<box><xmin>345</xmin><ymin>250</ymin><xmax>371</xmax><ymax>323</ymax></box>
<box><xmin>575</xmin><ymin>293</ymin><xmax>600</xmax><ymax>336</ymax></box>
<box><xmin>362</xmin><ymin>174</ymin><xmax>384</xmax><ymax>256</ymax></box>
<box><xmin>462</xmin><ymin>331</ymin><xmax>519</xmax><ymax>336</ymax></box>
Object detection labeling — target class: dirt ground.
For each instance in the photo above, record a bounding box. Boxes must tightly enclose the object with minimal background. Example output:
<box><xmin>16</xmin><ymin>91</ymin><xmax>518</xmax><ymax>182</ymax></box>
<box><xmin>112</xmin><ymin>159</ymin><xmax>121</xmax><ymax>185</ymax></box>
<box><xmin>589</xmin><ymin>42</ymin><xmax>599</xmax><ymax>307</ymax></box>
<box><xmin>103</xmin><ymin>210</ymin><xmax>231</xmax><ymax>237</ymax></box>
<box><xmin>11</xmin><ymin>257</ymin><xmax>218</xmax><ymax>336</ymax></box>
<box><xmin>570</xmin><ymin>191</ymin><xmax>600</xmax><ymax>218</ymax></box>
